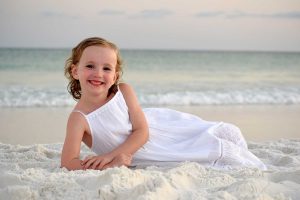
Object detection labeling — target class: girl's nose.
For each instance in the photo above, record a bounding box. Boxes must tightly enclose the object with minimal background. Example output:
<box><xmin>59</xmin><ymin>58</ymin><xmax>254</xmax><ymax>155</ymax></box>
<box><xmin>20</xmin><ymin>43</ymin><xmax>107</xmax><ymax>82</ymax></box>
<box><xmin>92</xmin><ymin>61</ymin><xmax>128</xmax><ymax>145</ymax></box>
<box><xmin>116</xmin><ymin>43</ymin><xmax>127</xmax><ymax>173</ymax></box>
<box><xmin>94</xmin><ymin>67</ymin><xmax>103</xmax><ymax>77</ymax></box>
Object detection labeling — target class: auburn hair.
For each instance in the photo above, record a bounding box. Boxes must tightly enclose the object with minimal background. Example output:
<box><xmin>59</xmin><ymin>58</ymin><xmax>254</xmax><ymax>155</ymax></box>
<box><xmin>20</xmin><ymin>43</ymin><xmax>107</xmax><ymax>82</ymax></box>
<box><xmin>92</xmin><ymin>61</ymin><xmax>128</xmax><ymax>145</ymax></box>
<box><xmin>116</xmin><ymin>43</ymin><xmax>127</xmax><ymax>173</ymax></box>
<box><xmin>64</xmin><ymin>37</ymin><xmax>123</xmax><ymax>100</ymax></box>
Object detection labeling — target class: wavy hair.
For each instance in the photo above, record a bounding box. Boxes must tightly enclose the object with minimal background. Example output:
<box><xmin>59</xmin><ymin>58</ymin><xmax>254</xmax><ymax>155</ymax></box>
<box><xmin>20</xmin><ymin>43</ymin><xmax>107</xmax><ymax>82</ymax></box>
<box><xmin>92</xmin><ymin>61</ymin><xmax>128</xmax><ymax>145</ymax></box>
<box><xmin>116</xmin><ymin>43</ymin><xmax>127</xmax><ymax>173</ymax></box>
<box><xmin>64</xmin><ymin>37</ymin><xmax>123</xmax><ymax>100</ymax></box>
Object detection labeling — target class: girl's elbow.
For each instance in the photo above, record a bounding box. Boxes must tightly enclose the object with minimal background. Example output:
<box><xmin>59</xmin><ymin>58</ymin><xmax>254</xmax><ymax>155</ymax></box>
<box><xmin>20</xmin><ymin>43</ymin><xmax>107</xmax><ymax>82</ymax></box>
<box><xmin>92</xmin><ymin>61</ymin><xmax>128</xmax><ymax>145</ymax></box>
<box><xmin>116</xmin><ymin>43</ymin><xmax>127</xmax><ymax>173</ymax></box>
<box><xmin>60</xmin><ymin>162</ymin><xmax>78</xmax><ymax>171</ymax></box>
<box><xmin>144</xmin><ymin>129</ymin><xmax>149</xmax><ymax>143</ymax></box>
<box><xmin>60</xmin><ymin>157</ymin><xmax>77</xmax><ymax>171</ymax></box>
<box><xmin>60</xmin><ymin>159</ymin><xmax>70</xmax><ymax>170</ymax></box>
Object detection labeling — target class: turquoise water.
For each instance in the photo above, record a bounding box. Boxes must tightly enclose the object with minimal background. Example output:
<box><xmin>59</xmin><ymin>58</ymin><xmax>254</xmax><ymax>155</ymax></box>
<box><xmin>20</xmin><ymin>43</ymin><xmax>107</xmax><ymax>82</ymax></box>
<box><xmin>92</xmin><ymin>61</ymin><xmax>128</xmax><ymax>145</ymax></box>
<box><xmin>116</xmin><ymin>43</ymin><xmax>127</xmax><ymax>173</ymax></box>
<box><xmin>0</xmin><ymin>48</ymin><xmax>299</xmax><ymax>107</ymax></box>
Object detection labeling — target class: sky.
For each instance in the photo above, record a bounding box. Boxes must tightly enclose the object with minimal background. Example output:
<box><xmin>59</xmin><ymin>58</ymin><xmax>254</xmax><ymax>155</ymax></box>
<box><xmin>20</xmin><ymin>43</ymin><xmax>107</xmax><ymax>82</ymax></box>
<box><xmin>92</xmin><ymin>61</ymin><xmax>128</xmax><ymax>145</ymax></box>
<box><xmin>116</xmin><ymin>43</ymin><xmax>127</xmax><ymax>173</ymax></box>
<box><xmin>0</xmin><ymin>0</ymin><xmax>300</xmax><ymax>51</ymax></box>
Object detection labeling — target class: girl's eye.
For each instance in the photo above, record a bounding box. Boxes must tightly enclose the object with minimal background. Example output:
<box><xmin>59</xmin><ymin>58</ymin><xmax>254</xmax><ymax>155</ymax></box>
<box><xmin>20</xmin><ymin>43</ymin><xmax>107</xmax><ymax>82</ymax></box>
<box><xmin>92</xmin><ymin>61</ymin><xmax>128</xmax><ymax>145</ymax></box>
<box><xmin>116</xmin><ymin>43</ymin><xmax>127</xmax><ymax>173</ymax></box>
<box><xmin>103</xmin><ymin>67</ymin><xmax>111</xmax><ymax>71</ymax></box>
<box><xmin>86</xmin><ymin>64</ymin><xmax>94</xmax><ymax>69</ymax></box>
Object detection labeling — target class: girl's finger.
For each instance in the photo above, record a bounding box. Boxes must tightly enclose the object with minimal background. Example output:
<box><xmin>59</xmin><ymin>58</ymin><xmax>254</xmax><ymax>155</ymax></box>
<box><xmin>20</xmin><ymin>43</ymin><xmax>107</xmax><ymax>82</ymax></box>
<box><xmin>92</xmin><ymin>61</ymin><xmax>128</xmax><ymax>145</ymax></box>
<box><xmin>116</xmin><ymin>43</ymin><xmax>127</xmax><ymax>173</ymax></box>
<box><xmin>91</xmin><ymin>159</ymin><xmax>102</xmax><ymax>169</ymax></box>
<box><xmin>98</xmin><ymin>158</ymin><xmax>110</xmax><ymax>170</ymax></box>
<box><xmin>83</xmin><ymin>158</ymin><xmax>96</xmax><ymax>170</ymax></box>
<box><xmin>82</xmin><ymin>155</ymin><xmax>94</xmax><ymax>165</ymax></box>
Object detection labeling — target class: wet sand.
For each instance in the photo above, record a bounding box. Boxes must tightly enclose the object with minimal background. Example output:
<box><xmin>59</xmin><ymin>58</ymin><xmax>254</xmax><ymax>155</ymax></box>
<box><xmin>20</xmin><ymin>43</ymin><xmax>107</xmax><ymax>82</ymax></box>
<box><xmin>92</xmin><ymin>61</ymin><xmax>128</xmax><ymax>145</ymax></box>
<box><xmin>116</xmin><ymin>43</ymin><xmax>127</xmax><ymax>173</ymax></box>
<box><xmin>0</xmin><ymin>105</ymin><xmax>299</xmax><ymax>145</ymax></box>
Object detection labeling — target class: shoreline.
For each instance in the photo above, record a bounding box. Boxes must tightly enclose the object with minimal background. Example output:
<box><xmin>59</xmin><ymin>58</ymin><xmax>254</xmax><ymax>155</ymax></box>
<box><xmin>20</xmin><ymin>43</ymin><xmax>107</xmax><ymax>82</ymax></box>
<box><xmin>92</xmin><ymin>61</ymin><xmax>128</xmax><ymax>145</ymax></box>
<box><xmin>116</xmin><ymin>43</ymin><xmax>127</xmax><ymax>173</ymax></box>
<box><xmin>0</xmin><ymin>104</ymin><xmax>299</xmax><ymax>145</ymax></box>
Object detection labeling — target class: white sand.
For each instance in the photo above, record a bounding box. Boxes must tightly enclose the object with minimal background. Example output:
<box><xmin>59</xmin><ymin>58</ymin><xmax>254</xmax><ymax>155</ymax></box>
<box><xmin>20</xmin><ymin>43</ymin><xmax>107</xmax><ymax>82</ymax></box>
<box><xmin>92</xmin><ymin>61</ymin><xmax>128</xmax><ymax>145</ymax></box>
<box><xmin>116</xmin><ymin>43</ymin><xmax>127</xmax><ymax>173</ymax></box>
<box><xmin>0</xmin><ymin>139</ymin><xmax>299</xmax><ymax>200</ymax></box>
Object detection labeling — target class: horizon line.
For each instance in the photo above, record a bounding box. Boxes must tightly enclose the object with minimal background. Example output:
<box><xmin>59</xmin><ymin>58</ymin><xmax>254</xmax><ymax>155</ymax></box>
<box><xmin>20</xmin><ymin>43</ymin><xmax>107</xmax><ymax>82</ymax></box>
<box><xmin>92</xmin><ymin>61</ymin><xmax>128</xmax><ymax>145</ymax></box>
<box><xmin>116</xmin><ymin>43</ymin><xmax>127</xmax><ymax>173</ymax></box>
<box><xmin>0</xmin><ymin>46</ymin><xmax>299</xmax><ymax>53</ymax></box>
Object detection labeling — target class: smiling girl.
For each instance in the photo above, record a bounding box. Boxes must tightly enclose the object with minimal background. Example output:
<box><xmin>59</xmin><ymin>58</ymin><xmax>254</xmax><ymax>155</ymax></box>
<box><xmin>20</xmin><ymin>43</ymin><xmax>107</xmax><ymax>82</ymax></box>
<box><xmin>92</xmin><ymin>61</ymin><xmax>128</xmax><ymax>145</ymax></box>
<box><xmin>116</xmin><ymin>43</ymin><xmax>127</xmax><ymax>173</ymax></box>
<box><xmin>61</xmin><ymin>37</ymin><xmax>266</xmax><ymax>170</ymax></box>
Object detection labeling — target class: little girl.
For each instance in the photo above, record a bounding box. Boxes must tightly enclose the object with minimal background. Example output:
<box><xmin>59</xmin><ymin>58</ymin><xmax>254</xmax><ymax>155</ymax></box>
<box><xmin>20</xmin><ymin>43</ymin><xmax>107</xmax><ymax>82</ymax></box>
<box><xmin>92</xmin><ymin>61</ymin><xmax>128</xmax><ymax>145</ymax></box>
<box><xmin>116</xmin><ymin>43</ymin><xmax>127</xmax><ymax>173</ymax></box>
<box><xmin>61</xmin><ymin>37</ymin><xmax>266</xmax><ymax>171</ymax></box>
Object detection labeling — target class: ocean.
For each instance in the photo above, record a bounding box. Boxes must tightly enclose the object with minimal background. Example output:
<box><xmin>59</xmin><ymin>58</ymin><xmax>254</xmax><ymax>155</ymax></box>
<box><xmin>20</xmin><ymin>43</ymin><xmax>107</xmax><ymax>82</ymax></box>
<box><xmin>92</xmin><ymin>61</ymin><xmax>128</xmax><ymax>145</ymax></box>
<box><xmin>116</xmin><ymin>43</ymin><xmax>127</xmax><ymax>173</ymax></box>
<box><xmin>0</xmin><ymin>48</ymin><xmax>299</xmax><ymax>107</ymax></box>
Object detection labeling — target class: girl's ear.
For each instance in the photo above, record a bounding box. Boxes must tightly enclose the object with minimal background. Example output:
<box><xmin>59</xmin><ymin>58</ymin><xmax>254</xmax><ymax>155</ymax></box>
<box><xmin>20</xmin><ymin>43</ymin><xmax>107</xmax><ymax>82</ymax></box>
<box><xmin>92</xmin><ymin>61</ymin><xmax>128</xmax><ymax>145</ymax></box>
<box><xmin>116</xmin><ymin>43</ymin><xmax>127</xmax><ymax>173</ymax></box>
<box><xmin>71</xmin><ymin>64</ymin><xmax>79</xmax><ymax>80</ymax></box>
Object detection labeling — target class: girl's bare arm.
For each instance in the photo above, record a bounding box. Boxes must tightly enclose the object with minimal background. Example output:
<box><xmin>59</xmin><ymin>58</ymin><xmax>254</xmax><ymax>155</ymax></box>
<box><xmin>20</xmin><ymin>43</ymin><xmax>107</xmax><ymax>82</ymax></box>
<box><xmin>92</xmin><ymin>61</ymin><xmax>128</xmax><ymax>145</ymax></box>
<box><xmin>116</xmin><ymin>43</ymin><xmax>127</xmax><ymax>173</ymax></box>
<box><xmin>108</xmin><ymin>83</ymin><xmax>149</xmax><ymax>156</ymax></box>
<box><xmin>61</xmin><ymin>112</ymin><xmax>86</xmax><ymax>170</ymax></box>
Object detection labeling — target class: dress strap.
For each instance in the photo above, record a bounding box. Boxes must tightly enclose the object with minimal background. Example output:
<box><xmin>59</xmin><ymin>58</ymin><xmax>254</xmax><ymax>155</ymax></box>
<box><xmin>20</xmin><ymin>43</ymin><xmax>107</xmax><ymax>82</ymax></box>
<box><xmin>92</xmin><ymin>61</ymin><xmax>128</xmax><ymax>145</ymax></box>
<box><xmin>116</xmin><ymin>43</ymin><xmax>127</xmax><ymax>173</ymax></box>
<box><xmin>72</xmin><ymin>109</ymin><xmax>86</xmax><ymax>117</ymax></box>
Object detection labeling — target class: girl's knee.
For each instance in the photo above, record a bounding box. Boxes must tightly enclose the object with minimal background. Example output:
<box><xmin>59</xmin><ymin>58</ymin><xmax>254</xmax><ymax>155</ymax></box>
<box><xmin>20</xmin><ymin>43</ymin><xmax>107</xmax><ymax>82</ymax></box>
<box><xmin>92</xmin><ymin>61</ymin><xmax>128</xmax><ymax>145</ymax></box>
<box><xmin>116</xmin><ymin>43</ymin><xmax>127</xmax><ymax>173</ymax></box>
<box><xmin>218</xmin><ymin>122</ymin><xmax>248</xmax><ymax>149</ymax></box>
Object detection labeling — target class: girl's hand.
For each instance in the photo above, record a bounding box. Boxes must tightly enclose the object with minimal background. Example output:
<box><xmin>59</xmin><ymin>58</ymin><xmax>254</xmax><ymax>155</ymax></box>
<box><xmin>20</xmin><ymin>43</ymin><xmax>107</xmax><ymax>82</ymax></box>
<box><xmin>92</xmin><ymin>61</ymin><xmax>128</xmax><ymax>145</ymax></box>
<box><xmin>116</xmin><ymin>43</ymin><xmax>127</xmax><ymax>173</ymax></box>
<box><xmin>81</xmin><ymin>153</ymin><xmax>132</xmax><ymax>170</ymax></box>
<box><xmin>102</xmin><ymin>153</ymin><xmax>132</xmax><ymax>170</ymax></box>
<box><xmin>81</xmin><ymin>154</ymin><xmax>114</xmax><ymax>170</ymax></box>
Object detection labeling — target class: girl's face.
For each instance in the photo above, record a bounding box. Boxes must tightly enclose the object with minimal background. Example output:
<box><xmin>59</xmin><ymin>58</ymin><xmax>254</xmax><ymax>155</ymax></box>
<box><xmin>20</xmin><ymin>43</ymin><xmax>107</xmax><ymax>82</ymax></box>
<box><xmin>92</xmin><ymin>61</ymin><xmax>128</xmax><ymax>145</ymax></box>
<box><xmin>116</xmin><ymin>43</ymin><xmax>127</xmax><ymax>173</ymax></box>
<box><xmin>72</xmin><ymin>45</ymin><xmax>118</xmax><ymax>98</ymax></box>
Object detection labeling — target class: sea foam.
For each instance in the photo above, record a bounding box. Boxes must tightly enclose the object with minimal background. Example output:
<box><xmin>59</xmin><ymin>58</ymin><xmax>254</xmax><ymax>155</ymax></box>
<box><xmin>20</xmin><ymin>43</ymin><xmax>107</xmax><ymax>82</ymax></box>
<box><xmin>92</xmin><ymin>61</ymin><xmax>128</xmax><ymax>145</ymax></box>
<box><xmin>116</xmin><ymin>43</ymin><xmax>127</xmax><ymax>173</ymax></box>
<box><xmin>1</xmin><ymin>86</ymin><xmax>300</xmax><ymax>107</ymax></box>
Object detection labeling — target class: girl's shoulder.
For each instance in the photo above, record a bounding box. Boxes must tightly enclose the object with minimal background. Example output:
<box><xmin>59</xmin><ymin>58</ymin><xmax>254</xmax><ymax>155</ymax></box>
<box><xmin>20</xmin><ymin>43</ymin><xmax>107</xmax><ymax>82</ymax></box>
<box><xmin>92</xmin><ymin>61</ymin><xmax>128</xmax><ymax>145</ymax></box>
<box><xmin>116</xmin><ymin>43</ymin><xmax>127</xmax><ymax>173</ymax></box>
<box><xmin>118</xmin><ymin>83</ymin><xmax>137</xmax><ymax>98</ymax></box>
<box><xmin>118</xmin><ymin>83</ymin><xmax>140</xmax><ymax>108</ymax></box>
<box><xmin>67</xmin><ymin>102</ymin><xmax>89</xmax><ymax>128</ymax></box>
<box><xmin>118</xmin><ymin>82</ymin><xmax>133</xmax><ymax>92</ymax></box>
<box><xmin>67</xmin><ymin>109</ymin><xmax>90</xmax><ymax>134</ymax></box>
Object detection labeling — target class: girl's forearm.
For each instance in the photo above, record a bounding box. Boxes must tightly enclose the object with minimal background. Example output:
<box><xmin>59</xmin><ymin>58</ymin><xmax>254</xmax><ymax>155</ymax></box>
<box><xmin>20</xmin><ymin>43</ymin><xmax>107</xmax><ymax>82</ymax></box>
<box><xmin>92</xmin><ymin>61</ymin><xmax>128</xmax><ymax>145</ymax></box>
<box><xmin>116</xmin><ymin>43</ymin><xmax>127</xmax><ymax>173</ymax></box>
<box><xmin>109</xmin><ymin>129</ymin><xmax>149</xmax><ymax>157</ymax></box>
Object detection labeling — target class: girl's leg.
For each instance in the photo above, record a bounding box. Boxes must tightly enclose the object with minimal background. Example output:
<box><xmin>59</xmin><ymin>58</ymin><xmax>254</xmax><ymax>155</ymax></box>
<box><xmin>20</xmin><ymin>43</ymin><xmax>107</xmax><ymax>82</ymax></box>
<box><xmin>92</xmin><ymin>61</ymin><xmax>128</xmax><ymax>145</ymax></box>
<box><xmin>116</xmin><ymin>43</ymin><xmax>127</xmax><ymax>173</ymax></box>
<box><xmin>212</xmin><ymin>123</ymin><xmax>267</xmax><ymax>169</ymax></box>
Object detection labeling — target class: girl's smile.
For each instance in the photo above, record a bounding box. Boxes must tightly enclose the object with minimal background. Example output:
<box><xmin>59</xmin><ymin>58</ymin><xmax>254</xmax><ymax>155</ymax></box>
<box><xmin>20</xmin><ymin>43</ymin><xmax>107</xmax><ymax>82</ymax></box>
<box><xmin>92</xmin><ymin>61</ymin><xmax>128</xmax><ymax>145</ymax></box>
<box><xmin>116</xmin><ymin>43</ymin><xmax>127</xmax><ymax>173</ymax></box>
<box><xmin>88</xmin><ymin>79</ymin><xmax>105</xmax><ymax>87</ymax></box>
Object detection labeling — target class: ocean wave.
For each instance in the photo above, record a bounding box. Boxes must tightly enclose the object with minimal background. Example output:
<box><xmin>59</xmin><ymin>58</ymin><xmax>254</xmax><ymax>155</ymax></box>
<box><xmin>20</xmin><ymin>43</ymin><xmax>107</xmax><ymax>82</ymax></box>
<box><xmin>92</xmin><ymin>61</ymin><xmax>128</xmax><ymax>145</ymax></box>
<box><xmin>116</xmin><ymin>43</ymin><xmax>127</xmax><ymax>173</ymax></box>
<box><xmin>139</xmin><ymin>88</ymin><xmax>300</xmax><ymax>106</ymax></box>
<box><xmin>0</xmin><ymin>86</ymin><xmax>74</xmax><ymax>107</ymax></box>
<box><xmin>0</xmin><ymin>86</ymin><xmax>300</xmax><ymax>107</ymax></box>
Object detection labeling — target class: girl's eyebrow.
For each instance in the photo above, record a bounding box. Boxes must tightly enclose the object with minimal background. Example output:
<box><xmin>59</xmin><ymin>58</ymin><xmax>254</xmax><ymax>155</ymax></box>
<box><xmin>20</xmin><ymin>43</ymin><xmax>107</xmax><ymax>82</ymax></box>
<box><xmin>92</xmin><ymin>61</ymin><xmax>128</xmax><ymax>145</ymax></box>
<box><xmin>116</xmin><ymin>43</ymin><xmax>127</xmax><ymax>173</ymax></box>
<box><xmin>85</xmin><ymin>60</ymin><xmax>95</xmax><ymax>63</ymax></box>
<box><xmin>83</xmin><ymin>61</ymin><xmax>95</xmax><ymax>65</ymax></box>
<box><xmin>83</xmin><ymin>61</ymin><xmax>115</xmax><ymax>67</ymax></box>
<box><xmin>103</xmin><ymin>63</ymin><xmax>115</xmax><ymax>67</ymax></box>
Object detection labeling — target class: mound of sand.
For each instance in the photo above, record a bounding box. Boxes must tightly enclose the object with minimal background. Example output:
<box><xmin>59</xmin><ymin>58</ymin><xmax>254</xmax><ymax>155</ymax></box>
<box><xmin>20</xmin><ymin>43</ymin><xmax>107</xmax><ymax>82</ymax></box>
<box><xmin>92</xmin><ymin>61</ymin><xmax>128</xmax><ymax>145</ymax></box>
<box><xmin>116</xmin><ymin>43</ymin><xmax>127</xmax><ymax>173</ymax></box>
<box><xmin>0</xmin><ymin>139</ymin><xmax>299</xmax><ymax>199</ymax></box>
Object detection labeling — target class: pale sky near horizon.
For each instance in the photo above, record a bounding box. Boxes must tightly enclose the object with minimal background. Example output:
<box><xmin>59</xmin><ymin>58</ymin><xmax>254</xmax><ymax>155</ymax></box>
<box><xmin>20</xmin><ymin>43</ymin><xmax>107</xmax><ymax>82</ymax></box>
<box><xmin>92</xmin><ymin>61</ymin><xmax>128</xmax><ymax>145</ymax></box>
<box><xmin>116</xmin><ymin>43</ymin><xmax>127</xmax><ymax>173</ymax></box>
<box><xmin>1</xmin><ymin>0</ymin><xmax>300</xmax><ymax>51</ymax></box>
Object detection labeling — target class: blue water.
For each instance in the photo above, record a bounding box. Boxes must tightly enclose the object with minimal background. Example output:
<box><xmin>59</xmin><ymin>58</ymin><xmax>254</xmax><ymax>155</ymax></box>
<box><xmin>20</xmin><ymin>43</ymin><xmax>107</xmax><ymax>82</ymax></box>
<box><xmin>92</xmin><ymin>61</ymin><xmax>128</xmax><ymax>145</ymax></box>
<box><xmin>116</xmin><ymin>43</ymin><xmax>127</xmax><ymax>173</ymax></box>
<box><xmin>0</xmin><ymin>48</ymin><xmax>299</xmax><ymax>107</ymax></box>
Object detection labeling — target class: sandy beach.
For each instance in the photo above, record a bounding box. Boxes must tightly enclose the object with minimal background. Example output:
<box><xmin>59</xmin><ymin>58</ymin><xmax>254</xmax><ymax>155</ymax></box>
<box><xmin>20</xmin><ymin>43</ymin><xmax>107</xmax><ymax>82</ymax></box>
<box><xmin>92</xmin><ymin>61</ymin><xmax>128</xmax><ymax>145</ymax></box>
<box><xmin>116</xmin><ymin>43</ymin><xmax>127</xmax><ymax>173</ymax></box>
<box><xmin>0</xmin><ymin>139</ymin><xmax>299</xmax><ymax>199</ymax></box>
<box><xmin>1</xmin><ymin>49</ymin><xmax>299</xmax><ymax>199</ymax></box>
<box><xmin>0</xmin><ymin>105</ymin><xmax>299</xmax><ymax>199</ymax></box>
<box><xmin>1</xmin><ymin>0</ymin><xmax>300</xmax><ymax>197</ymax></box>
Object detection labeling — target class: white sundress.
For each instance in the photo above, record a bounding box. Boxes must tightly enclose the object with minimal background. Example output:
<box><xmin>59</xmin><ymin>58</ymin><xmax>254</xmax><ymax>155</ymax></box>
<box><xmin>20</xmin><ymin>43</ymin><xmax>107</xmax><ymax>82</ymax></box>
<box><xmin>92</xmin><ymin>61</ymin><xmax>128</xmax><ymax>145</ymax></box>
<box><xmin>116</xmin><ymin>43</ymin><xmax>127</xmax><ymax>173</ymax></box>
<box><xmin>74</xmin><ymin>89</ymin><xmax>267</xmax><ymax>170</ymax></box>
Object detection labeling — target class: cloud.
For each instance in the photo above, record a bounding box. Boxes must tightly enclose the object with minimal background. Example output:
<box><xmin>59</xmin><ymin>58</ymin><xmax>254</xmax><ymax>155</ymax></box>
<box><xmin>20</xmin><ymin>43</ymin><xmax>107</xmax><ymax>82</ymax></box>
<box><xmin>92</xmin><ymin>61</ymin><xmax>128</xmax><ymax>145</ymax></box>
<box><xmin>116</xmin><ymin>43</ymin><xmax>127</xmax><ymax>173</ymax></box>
<box><xmin>195</xmin><ymin>10</ymin><xmax>300</xmax><ymax>19</ymax></box>
<box><xmin>195</xmin><ymin>11</ymin><xmax>224</xmax><ymax>18</ymax></box>
<box><xmin>98</xmin><ymin>9</ymin><xmax>126</xmax><ymax>16</ymax></box>
<box><xmin>41</xmin><ymin>11</ymin><xmax>64</xmax><ymax>17</ymax></box>
<box><xmin>132</xmin><ymin>9</ymin><xmax>173</xmax><ymax>19</ymax></box>
<box><xmin>40</xmin><ymin>11</ymin><xmax>79</xmax><ymax>19</ymax></box>
<box><xmin>271</xmin><ymin>11</ymin><xmax>300</xmax><ymax>19</ymax></box>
